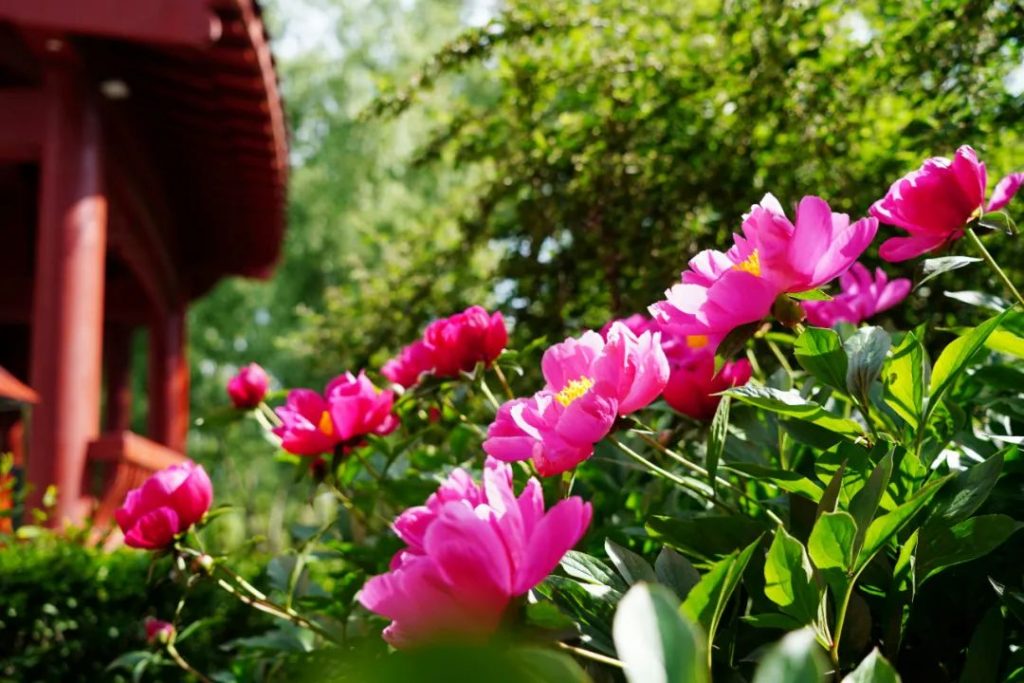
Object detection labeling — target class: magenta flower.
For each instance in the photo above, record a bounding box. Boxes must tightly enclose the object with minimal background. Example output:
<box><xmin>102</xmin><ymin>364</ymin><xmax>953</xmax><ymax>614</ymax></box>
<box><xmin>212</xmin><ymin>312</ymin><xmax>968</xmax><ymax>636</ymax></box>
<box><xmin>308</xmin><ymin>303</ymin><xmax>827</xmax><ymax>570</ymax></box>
<box><xmin>273</xmin><ymin>388</ymin><xmax>340</xmax><ymax>456</ymax></box>
<box><xmin>422</xmin><ymin>306</ymin><xmax>508</xmax><ymax>377</ymax></box>
<box><xmin>651</xmin><ymin>194</ymin><xmax>877</xmax><ymax>349</ymax></box>
<box><xmin>144</xmin><ymin>618</ymin><xmax>175</xmax><ymax>644</ymax></box>
<box><xmin>483</xmin><ymin>323</ymin><xmax>669</xmax><ymax>476</ymax></box>
<box><xmin>325</xmin><ymin>371</ymin><xmax>399</xmax><ymax>441</ymax></box>
<box><xmin>803</xmin><ymin>263</ymin><xmax>911</xmax><ymax>328</ymax></box>
<box><xmin>115</xmin><ymin>461</ymin><xmax>212</xmax><ymax>549</ymax></box>
<box><xmin>872</xmin><ymin>146</ymin><xmax>1024</xmax><ymax>261</ymax></box>
<box><xmin>359</xmin><ymin>458</ymin><xmax>591</xmax><ymax>647</ymax></box>
<box><xmin>381</xmin><ymin>339</ymin><xmax>434</xmax><ymax>389</ymax></box>
<box><xmin>274</xmin><ymin>373</ymin><xmax>398</xmax><ymax>456</ymax></box>
<box><xmin>599</xmin><ymin>313</ymin><xmax>655</xmax><ymax>339</ymax></box>
<box><xmin>662</xmin><ymin>339</ymin><xmax>752</xmax><ymax>421</ymax></box>
<box><xmin>226</xmin><ymin>363</ymin><xmax>269</xmax><ymax>409</ymax></box>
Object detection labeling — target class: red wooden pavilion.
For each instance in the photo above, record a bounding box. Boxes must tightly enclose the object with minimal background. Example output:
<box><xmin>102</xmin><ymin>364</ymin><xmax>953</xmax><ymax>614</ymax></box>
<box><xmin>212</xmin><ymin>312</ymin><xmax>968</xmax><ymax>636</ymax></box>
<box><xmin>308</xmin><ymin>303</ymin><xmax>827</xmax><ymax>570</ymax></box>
<box><xmin>0</xmin><ymin>0</ymin><xmax>287</xmax><ymax>528</ymax></box>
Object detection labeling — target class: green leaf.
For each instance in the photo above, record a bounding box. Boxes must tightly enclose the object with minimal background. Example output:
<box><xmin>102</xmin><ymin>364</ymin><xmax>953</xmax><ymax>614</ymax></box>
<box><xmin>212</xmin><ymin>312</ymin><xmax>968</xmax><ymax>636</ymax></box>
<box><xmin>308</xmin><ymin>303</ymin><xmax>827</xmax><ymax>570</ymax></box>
<box><xmin>916</xmin><ymin>514</ymin><xmax>1021</xmax><ymax>587</ymax></box>
<box><xmin>978</xmin><ymin>210</ymin><xmax>1017</xmax><ymax>235</ymax></box>
<box><xmin>808</xmin><ymin>511</ymin><xmax>857</xmax><ymax>573</ymax></box>
<box><xmin>917</xmin><ymin>256</ymin><xmax>982</xmax><ymax>289</ymax></box>
<box><xmin>515</xmin><ymin>647</ymin><xmax>594</xmax><ymax>683</ymax></box>
<box><xmin>706</xmin><ymin>396</ymin><xmax>730</xmax><ymax>493</ymax></box>
<box><xmin>842</xmin><ymin>648</ymin><xmax>901</xmax><ymax>682</ymax></box>
<box><xmin>655</xmin><ymin>548</ymin><xmax>701</xmax><ymax>602</ymax></box>
<box><xmin>764</xmin><ymin>527</ymin><xmax>819</xmax><ymax>625</ymax></box>
<box><xmin>883</xmin><ymin>331</ymin><xmax>924</xmax><ymax>428</ymax></box>
<box><xmin>561</xmin><ymin>551</ymin><xmax>628</xmax><ymax>592</ymax></box>
<box><xmin>790</xmin><ymin>288</ymin><xmax>834</xmax><ymax>301</ymax></box>
<box><xmin>926</xmin><ymin>311</ymin><xmax>1008</xmax><ymax>424</ymax></box>
<box><xmin>844</xmin><ymin>327</ymin><xmax>891</xmax><ymax>399</ymax></box>
<box><xmin>725</xmin><ymin>463</ymin><xmax>823</xmax><ymax>500</ymax></box>
<box><xmin>647</xmin><ymin>515</ymin><xmax>767</xmax><ymax>562</ymax></box>
<box><xmin>794</xmin><ymin>327</ymin><xmax>849</xmax><ymax>392</ymax></box>
<box><xmin>752</xmin><ymin>629</ymin><xmax>829</xmax><ymax>683</ymax></box>
<box><xmin>960</xmin><ymin>607</ymin><xmax>1004</xmax><ymax>683</ymax></box>
<box><xmin>943</xmin><ymin>290</ymin><xmax>1010</xmax><ymax>311</ymax></box>
<box><xmin>848</xmin><ymin>451</ymin><xmax>893</xmax><ymax>556</ymax></box>
<box><xmin>856</xmin><ymin>476</ymin><xmax>950</xmax><ymax>572</ymax></box>
<box><xmin>605</xmin><ymin>539</ymin><xmax>657</xmax><ymax>585</ymax></box>
<box><xmin>816</xmin><ymin>462</ymin><xmax>847</xmax><ymax>518</ymax></box>
<box><xmin>681</xmin><ymin>537</ymin><xmax>761</xmax><ymax>654</ymax></box>
<box><xmin>986</xmin><ymin>329</ymin><xmax>1024</xmax><ymax>359</ymax></box>
<box><xmin>924</xmin><ymin>450</ymin><xmax>1005</xmax><ymax>528</ymax></box>
<box><xmin>613</xmin><ymin>583</ymin><xmax>708</xmax><ymax>683</ymax></box>
<box><xmin>725</xmin><ymin>385</ymin><xmax>864</xmax><ymax>437</ymax></box>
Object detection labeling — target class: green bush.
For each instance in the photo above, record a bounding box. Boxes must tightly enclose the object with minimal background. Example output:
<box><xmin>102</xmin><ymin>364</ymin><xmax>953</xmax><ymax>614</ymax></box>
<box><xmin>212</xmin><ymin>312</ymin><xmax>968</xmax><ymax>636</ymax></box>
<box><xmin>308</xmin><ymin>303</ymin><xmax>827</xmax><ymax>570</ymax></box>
<box><xmin>0</xmin><ymin>534</ymin><xmax>268</xmax><ymax>682</ymax></box>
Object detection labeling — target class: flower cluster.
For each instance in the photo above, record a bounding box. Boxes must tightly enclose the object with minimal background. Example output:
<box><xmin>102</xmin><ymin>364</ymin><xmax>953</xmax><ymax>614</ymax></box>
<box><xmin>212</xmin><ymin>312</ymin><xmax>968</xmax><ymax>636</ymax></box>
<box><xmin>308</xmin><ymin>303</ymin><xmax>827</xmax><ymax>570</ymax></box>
<box><xmin>650</xmin><ymin>194</ymin><xmax>879</xmax><ymax>350</ymax></box>
<box><xmin>382</xmin><ymin>306</ymin><xmax>508</xmax><ymax>388</ymax></box>
<box><xmin>115</xmin><ymin>461</ymin><xmax>212</xmax><ymax>549</ymax></box>
<box><xmin>359</xmin><ymin>457</ymin><xmax>591</xmax><ymax>646</ymax></box>
<box><xmin>483</xmin><ymin>322</ymin><xmax>669</xmax><ymax>476</ymax></box>
<box><xmin>273</xmin><ymin>371</ymin><xmax>397</xmax><ymax>457</ymax></box>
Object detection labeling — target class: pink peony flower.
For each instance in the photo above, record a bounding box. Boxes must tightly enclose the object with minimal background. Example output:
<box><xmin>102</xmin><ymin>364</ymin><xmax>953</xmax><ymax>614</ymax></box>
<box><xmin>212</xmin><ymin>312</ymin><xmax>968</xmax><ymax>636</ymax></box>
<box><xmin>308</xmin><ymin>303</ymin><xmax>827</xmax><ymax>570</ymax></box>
<box><xmin>144</xmin><ymin>618</ymin><xmax>175</xmax><ymax>644</ymax></box>
<box><xmin>422</xmin><ymin>306</ymin><xmax>508</xmax><ymax>377</ymax></box>
<box><xmin>115</xmin><ymin>461</ymin><xmax>213</xmax><ymax>550</ymax></box>
<box><xmin>651</xmin><ymin>194</ymin><xmax>877</xmax><ymax>349</ymax></box>
<box><xmin>274</xmin><ymin>373</ymin><xmax>398</xmax><ymax>457</ymax></box>
<box><xmin>483</xmin><ymin>323</ymin><xmax>669</xmax><ymax>476</ymax></box>
<box><xmin>273</xmin><ymin>388</ymin><xmax>341</xmax><ymax>456</ymax></box>
<box><xmin>803</xmin><ymin>263</ymin><xmax>911</xmax><ymax>328</ymax></box>
<box><xmin>599</xmin><ymin>313</ymin><xmax>655</xmax><ymax>339</ymax></box>
<box><xmin>872</xmin><ymin>146</ymin><xmax>1024</xmax><ymax>262</ymax></box>
<box><xmin>226</xmin><ymin>363</ymin><xmax>269</xmax><ymax>409</ymax></box>
<box><xmin>661</xmin><ymin>336</ymin><xmax>752</xmax><ymax>421</ymax></box>
<box><xmin>359</xmin><ymin>458</ymin><xmax>591</xmax><ymax>647</ymax></box>
<box><xmin>381</xmin><ymin>339</ymin><xmax>434</xmax><ymax>389</ymax></box>
<box><xmin>325</xmin><ymin>371</ymin><xmax>399</xmax><ymax>441</ymax></box>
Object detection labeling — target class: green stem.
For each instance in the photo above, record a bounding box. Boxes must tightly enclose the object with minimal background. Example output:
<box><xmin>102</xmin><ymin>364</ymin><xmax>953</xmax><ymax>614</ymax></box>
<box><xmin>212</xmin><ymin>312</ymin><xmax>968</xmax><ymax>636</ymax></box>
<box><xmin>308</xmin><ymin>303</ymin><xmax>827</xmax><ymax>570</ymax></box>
<box><xmin>829</xmin><ymin>582</ymin><xmax>856</xmax><ymax>672</ymax></box>
<box><xmin>478</xmin><ymin>375</ymin><xmax>502</xmax><ymax>411</ymax></box>
<box><xmin>491</xmin><ymin>364</ymin><xmax>516</xmax><ymax>400</ymax></box>
<box><xmin>557</xmin><ymin>642</ymin><xmax>624</xmax><ymax>669</ymax></box>
<box><xmin>166</xmin><ymin>643</ymin><xmax>213</xmax><ymax>683</ymax></box>
<box><xmin>965</xmin><ymin>227</ymin><xmax>1024</xmax><ymax>309</ymax></box>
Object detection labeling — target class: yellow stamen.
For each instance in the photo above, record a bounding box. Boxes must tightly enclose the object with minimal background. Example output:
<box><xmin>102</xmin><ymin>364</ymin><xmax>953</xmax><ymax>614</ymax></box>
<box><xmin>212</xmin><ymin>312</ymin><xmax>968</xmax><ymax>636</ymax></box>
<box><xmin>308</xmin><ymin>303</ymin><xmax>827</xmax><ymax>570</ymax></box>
<box><xmin>687</xmin><ymin>335</ymin><xmax>709</xmax><ymax>349</ymax></box>
<box><xmin>556</xmin><ymin>377</ymin><xmax>594</xmax><ymax>407</ymax></box>
<box><xmin>318</xmin><ymin>410</ymin><xmax>335</xmax><ymax>437</ymax></box>
<box><xmin>733</xmin><ymin>250</ymin><xmax>761</xmax><ymax>277</ymax></box>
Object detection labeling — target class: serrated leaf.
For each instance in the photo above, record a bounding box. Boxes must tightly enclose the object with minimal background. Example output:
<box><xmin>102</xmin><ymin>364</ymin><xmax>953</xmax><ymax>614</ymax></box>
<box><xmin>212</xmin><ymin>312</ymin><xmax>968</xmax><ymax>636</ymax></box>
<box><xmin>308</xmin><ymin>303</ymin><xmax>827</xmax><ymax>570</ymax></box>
<box><xmin>794</xmin><ymin>327</ymin><xmax>849</xmax><ymax>392</ymax></box>
<box><xmin>613</xmin><ymin>583</ymin><xmax>708</xmax><ymax>683</ymax></box>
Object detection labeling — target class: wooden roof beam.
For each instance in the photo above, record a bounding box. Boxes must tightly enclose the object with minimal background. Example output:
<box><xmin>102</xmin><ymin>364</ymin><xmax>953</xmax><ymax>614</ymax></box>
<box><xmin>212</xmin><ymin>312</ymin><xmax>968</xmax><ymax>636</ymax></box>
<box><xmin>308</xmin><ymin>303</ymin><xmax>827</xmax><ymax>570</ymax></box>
<box><xmin>0</xmin><ymin>0</ymin><xmax>222</xmax><ymax>48</ymax></box>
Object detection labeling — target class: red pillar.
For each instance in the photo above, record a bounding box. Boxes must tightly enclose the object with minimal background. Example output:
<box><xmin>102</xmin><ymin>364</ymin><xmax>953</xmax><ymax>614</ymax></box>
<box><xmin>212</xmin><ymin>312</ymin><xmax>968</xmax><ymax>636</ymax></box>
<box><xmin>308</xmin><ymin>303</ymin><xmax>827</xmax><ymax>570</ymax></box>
<box><xmin>147</xmin><ymin>307</ymin><xmax>189</xmax><ymax>453</ymax></box>
<box><xmin>27</xmin><ymin>61</ymin><xmax>107</xmax><ymax>523</ymax></box>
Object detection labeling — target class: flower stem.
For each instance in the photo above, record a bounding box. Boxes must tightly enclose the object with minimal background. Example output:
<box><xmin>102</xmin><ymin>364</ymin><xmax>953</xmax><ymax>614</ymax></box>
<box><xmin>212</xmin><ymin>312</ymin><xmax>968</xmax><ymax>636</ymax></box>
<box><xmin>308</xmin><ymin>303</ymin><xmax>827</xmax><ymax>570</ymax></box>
<box><xmin>492</xmin><ymin>364</ymin><xmax>515</xmax><ymax>400</ymax></box>
<box><xmin>166</xmin><ymin>643</ymin><xmax>213</xmax><ymax>683</ymax></box>
<box><xmin>965</xmin><ymin>227</ymin><xmax>1024</xmax><ymax>309</ymax></box>
<box><xmin>557</xmin><ymin>642</ymin><xmax>624</xmax><ymax>669</ymax></box>
<box><xmin>829</xmin><ymin>582</ymin><xmax>856</xmax><ymax>673</ymax></box>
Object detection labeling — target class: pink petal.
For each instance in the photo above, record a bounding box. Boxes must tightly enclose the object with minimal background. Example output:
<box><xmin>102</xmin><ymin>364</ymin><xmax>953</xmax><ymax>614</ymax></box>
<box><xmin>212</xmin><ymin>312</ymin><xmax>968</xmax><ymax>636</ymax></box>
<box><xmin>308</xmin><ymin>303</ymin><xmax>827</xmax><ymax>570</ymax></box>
<box><xmin>988</xmin><ymin>172</ymin><xmax>1024</xmax><ymax>212</ymax></box>
<box><xmin>879</xmin><ymin>233</ymin><xmax>950</xmax><ymax>262</ymax></box>
<box><xmin>514</xmin><ymin>498</ymin><xmax>592</xmax><ymax>594</ymax></box>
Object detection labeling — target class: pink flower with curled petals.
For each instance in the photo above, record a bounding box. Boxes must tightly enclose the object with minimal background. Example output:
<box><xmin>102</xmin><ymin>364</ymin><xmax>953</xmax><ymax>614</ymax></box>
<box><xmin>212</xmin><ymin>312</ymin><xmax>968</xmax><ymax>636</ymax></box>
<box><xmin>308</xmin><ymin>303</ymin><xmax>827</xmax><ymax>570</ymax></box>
<box><xmin>483</xmin><ymin>323</ymin><xmax>668</xmax><ymax>476</ymax></box>
<box><xmin>872</xmin><ymin>146</ymin><xmax>1023</xmax><ymax>261</ymax></box>
<box><xmin>226</xmin><ymin>363</ymin><xmax>269</xmax><ymax>409</ymax></box>
<box><xmin>273</xmin><ymin>372</ymin><xmax>398</xmax><ymax>457</ymax></box>
<box><xmin>359</xmin><ymin>457</ymin><xmax>591</xmax><ymax>647</ymax></box>
<box><xmin>115</xmin><ymin>461</ymin><xmax>212</xmax><ymax>550</ymax></box>
<box><xmin>803</xmin><ymin>263</ymin><xmax>911</xmax><ymax>328</ymax></box>
<box><xmin>651</xmin><ymin>194</ymin><xmax>877</xmax><ymax>350</ymax></box>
